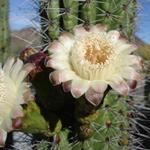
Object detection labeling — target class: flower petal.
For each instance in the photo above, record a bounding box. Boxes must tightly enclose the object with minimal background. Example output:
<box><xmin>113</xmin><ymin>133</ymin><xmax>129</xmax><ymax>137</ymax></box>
<box><xmin>49</xmin><ymin>70</ymin><xmax>75</xmax><ymax>86</ymax></box>
<box><xmin>121</xmin><ymin>67</ymin><xmax>141</xmax><ymax>90</ymax></box>
<box><xmin>0</xmin><ymin>129</ymin><xmax>7</xmax><ymax>147</ymax></box>
<box><xmin>91</xmin><ymin>81</ymin><xmax>107</xmax><ymax>93</ymax></box>
<box><xmin>90</xmin><ymin>24</ymin><xmax>107</xmax><ymax>33</ymax></box>
<box><xmin>71</xmin><ymin>80</ymin><xmax>90</xmax><ymax>98</ymax></box>
<box><xmin>48</xmin><ymin>41</ymin><xmax>64</xmax><ymax>54</ymax></box>
<box><xmin>16</xmin><ymin>63</ymin><xmax>35</xmax><ymax>85</ymax></box>
<box><xmin>12</xmin><ymin>105</ymin><xmax>24</xmax><ymax>119</ymax></box>
<box><xmin>122</xmin><ymin>67</ymin><xmax>141</xmax><ymax>81</ymax></box>
<box><xmin>12</xmin><ymin>117</ymin><xmax>23</xmax><ymax>129</ymax></box>
<box><xmin>117</xmin><ymin>42</ymin><xmax>137</xmax><ymax>54</ymax></box>
<box><xmin>62</xmin><ymin>81</ymin><xmax>72</xmax><ymax>92</ymax></box>
<box><xmin>59</xmin><ymin>32</ymin><xmax>74</xmax><ymax>51</ymax></box>
<box><xmin>108</xmin><ymin>30</ymin><xmax>120</xmax><ymax>43</ymax></box>
<box><xmin>10</xmin><ymin>58</ymin><xmax>24</xmax><ymax>81</ymax></box>
<box><xmin>47</xmin><ymin>57</ymin><xmax>70</xmax><ymax>70</ymax></box>
<box><xmin>74</xmin><ymin>25</ymin><xmax>88</xmax><ymax>37</ymax></box>
<box><xmin>129</xmin><ymin>55</ymin><xmax>143</xmax><ymax>69</ymax></box>
<box><xmin>23</xmin><ymin>84</ymin><xmax>35</xmax><ymax>102</ymax></box>
<box><xmin>3</xmin><ymin>57</ymin><xmax>15</xmax><ymax>75</ymax></box>
<box><xmin>109</xmin><ymin>77</ymin><xmax>129</xmax><ymax>95</ymax></box>
<box><xmin>0</xmin><ymin>118</ymin><xmax>13</xmax><ymax>132</ymax></box>
<box><xmin>49</xmin><ymin>52</ymin><xmax>69</xmax><ymax>66</ymax></box>
<box><xmin>85</xmin><ymin>88</ymin><xmax>104</xmax><ymax>106</ymax></box>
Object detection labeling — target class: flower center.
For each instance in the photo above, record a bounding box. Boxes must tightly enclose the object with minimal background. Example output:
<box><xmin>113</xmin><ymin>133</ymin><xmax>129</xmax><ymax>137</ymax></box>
<box><xmin>70</xmin><ymin>33</ymin><xmax>115</xmax><ymax>80</ymax></box>
<box><xmin>84</xmin><ymin>38</ymin><xmax>112</xmax><ymax>64</ymax></box>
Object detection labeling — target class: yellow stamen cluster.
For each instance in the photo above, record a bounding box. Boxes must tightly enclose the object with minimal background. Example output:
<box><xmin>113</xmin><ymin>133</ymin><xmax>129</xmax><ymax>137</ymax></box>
<box><xmin>84</xmin><ymin>36</ymin><xmax>113</xmax><ymax>65</ymax></box>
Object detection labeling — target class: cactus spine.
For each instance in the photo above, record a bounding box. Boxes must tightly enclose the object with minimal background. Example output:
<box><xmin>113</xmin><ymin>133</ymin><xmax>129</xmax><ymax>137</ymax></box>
<box><xmin>0</xmin><ymin>0</ymin><xmax>10</xmax><ymax>62</ymax></box>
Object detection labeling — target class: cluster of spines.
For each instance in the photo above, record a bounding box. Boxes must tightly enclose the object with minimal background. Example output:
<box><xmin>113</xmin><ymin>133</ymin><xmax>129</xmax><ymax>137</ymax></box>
<box><xmin>39</xmin><ymin>0</ymin><xmax>137</xmax><ymax>41</ymax></box>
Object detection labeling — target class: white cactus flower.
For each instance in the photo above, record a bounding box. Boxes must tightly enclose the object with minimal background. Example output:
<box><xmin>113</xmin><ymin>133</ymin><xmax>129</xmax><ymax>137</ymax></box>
<box><xmin>47</xmin><ymin>24</ymin><xmax>142</xmax><ymax>106</ymax></box>
<box><xmin>0</xmin><ymin>58</ymin><xmax>34</xmax><ymax>147</ymax></box>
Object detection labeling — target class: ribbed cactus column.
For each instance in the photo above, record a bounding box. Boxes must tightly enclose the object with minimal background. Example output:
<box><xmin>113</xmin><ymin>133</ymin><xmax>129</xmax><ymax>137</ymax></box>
<box><xmin>47</xmin><ymin>0</ymin><xmax>60</xmax><ymax>40</ymax></box>
<box><xmin>39</xmin><ymin>0</ymin><xmax>60</xmax><ymax>41</ymax></box>
<box><xmin>75</xmin><ymin>92</ymin><xmax>132</xmax><ymax>149</ymax></box>
<box><xmin>62</xmin><ymin>0</ymin><xmax>78</xmax><ymax>32</ymax></box>
<box><xmin>80</xmin><ymin>0</ymin><xmax>97</xmax><ymax>25</ymax></box>
<box><xmin>0</xmin><ymin>0</ymin><xmax>9</xmax><ymax>62</ymax></box>
<box><xmin>39</xmin><ymin>0</ymin><xmax>137</xmax><ymax>41</ymax></box>
<box><xmin>97</xmin><ymin>0</ymin><xmax>137</xmax><ymax>38</ymax></box>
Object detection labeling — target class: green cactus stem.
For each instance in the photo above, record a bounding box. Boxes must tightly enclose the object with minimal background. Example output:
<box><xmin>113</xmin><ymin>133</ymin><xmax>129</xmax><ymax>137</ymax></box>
<box><xmin>80</xmin><ymin>0</ymin><xmax>97</xmax><ymax>25</ymax></box>
<box><xmin>62</xmin><ymin>0</ymin><xmax>79</xmax><ymax>32</ymax></box>
<box><xmin>39</xmin><ymin>0</ymin><xmax>137</xmax><ymax>41</ymax></box>
<box><xmin>88</xmin><ymin>92</ymin><xmax>131</xmax><ymax>149</ymax></box>
<box><xmin>56</xmin><ymin>92</ymin><xmax>133</xmax><ymax>150</ymax></box>
<box><xmin>96</xmin><ymin>0</ymin><xmax>137</xmax><ymax>38</ymax></box>
<box><xmin>22</xmin><ymin>101</ymin><xmax>50</xmax><ymax>136</ymax></box>
<box><xmin>39</xmin><ymin>0</ymin><xmax>60</xmax><ymax>41</ymax></box>
<box><xmin>47</xmin><ymin>0</ymin><xmax>60</xmax><ymax>40</ymax></box>
<box><xmin>22</xmin><ymin>101</ymin><xmax>62</xmax><ymax>137</ymax></box>
<box><xmin>0</xmin><ymin>0</ymin><xmax>10</xmax><ymax>62</ymax></box>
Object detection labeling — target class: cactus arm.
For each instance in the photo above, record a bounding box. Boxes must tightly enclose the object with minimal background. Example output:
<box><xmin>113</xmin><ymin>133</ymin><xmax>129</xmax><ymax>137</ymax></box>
<box><xmin>0</xmin><ymin>0</ymin><xmax>9</xmax><ymax>62</ymax></box>
<box><xmin>97</xmin><ymin>0</ymin><xmax>137</xmax><ymax>38</ymax></box>
<box><xmin>39</xmin><ymin>0</ymin><xmax>60</xmax><ymax>42</ymax></box>
<box><xmin>47</xmin><ymin>0</ymin><xmax>60</xmax><ymax>40</ymax></box>
<box><xmin>81</xmin><ymin>0</ymin><xmax>97</xmax><ymax>25</ymax></box>
<box><xmin>62</xmin><ymin>0</ymin><xmax>79</xmax><ymax>32</ymax></box>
